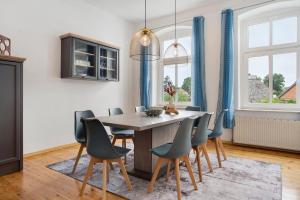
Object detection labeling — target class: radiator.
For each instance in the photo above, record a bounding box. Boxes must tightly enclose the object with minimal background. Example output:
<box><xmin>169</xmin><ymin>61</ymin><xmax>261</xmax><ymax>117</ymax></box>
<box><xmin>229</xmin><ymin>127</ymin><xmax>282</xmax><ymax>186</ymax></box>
<box><xmin>233</xmin><ymin>116</ymin><xmax>300</xmax><ymax>151</ymax></box>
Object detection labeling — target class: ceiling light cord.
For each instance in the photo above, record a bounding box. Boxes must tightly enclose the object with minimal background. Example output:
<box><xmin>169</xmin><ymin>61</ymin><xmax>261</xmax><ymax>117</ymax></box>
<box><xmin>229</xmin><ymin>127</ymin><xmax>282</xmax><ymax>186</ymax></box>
<box><xmin>144</xmin><ymin>0</ymin><xmax>147</xmax><ymax>28</ymax></box>
<box><xmin>174</xmin><ymin>0</ymin><xmax>177</xmax><ymax>40</ymax></box>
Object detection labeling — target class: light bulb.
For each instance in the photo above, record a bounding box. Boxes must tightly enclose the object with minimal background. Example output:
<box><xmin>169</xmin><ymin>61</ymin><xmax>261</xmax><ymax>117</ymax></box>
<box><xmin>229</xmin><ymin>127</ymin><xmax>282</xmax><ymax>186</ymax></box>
<box><xmin>140</xmin><ymin>33</ymin><xmax>151</xmax><ymax>46</ymax></box>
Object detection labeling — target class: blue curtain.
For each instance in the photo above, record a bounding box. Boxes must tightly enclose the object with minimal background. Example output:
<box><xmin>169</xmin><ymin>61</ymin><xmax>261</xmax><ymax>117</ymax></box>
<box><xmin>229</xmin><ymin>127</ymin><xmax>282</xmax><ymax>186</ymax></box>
<box><xmin>192</xmin><ymin>16</ymin><xmax>207</xmax><ymax>111</ymax></box>
<box><xmin>216</xmin><ymin>9</ymin><xmax>234</xmax><ymax>128</ymax></box>
<box><xmin>140</xmin><ymin>52</ymin><xmax>152</xmax><ymax>109</ymax></box>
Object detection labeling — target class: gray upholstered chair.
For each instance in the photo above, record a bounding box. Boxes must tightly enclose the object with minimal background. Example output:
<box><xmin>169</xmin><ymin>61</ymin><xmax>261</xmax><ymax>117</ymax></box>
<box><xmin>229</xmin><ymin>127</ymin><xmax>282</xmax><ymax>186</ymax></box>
<box><xmin>73</xmin><ymin>110</ymin><xmax>95</xmax><ymax>174</ymax></box>
<box><xmin>80</xmin><ymin>118</ymin><xmax>132</xmax><ymax>200</ymax></box>
<box><xmin>185</xmin><ymin>106</ymin><xmax>201</xmax><ymax>128</ymax></box>
<box><xmin>208</xmin><ymin>109</ymin><xmax>228</xmax><ymax>168</ymax></box>
<box><xmin>135</xmin><ymin>106</ymin><xmax>146</xmax><ymax>112</ymax></box>
<box><xmin>147</xmin><ymin>118</ymin><xmax>198</xmax><ymax>200</ymax></box>
<box><xmin>191</xmin><ymin>113</ymin><xmax>213</xmax><ymax>182</ymax></box>
<box><xmin>108</xmin><ymin>108</ymin><xmax>134</xmax><ymax>163</ymax></box>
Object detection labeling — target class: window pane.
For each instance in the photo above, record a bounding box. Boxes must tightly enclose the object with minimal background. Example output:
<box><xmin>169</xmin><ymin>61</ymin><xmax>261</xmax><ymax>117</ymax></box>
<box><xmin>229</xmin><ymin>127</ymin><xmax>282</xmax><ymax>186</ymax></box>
<box><xmin>178</xmin><ymin>37</ymin><xmax>191</xmax><ymax>55</ymax></box>
<box><xmin>178</xmin><ymin>63</ymin><xmax>192</xmax><ymax>103</ymax></box>
<box><xmin>163</xmin><ymin>65</ymin><xmax>175</xmax><ymax>102</ymax></box>
<box><xmin>248</xmin><ymin>22</ymin><xmax>270</xmax><ymax>48</ymax></box>
<box><xmin>248</xmin><ymin>56</ymin><xmax>270</xmax><ymax>103</ymax></box>
<box><xmin>272</xmin><ymin>17</ymin><xmax>297</xmax><ymax>45</ymax></box>
<box><xmin>273</xmin><ymin>52</ymin><xmax>297</xmax><ymax>104</ymax></box>
<box><xmin>164</xmin><ymin>39</ymin><xmax>173</xmax><ymax>55</ymax></box>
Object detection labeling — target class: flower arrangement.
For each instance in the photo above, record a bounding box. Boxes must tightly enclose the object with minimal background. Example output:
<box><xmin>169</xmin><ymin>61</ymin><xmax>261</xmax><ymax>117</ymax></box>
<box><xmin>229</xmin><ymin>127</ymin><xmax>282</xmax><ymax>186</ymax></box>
<box><xmin>164</xmin><ymin>81</ymin><xmax>176</xmax><ymax>97</ymax></box>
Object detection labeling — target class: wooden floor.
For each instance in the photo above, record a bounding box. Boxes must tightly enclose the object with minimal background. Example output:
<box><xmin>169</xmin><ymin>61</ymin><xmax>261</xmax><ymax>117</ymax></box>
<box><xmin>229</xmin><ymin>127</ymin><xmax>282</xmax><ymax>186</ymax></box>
<box><xmin>0</xmin><ymin>143</ymin><xmax>299</xmax><ymax>200</ymax></box>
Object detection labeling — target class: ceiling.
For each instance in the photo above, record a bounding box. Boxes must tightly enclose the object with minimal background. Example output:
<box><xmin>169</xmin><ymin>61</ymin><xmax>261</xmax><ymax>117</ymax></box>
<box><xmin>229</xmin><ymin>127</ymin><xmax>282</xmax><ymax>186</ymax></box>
<box><xmin>83</xmin><ymin>0</ymin><xmax>222</xmax><ymax>23</ymax></box>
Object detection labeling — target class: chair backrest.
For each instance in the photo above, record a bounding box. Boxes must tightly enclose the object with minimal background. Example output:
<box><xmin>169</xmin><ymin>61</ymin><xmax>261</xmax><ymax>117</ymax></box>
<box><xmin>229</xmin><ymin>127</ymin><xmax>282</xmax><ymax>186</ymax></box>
<box><xmin>191</xmin><ymin>113</ymin><xmax>212</xmax><ymax>147</ymax></box>
<box><xmin>185</xmin><ymin>106</ymin><xmax>201</xmax><ymax>127</ymax></box>
<box><xmin>74</xmin><ymin>110</ymin><xmax>95</xmax><ymax>144</ymax></box>
<box><xmin>135</xmin><ymin>106</ymin><xmax>146</xmax><ymax>112</ymax></box>
<box><xmin>213</xmin><ymin>109</ymin><xmax>228</xmax><ymax>136</ymax></box>
<box><xmin>82</xmin><ymin>118</ymin><xmax>119</xmax><ymax>159</ymax></box>
<box><xmin>165</xmin><ymin>118</ymin><xmax>195</xmax><ymax>159</ymax></box>
<box><xmin>108</xmin><ymin>108</ymin><xmax>124</xmax><ymax>132</ymax></box>
<box><xmin>185</xmin><ymin>106</ymin><xmax>201</xmax><ymax>111</ymax></box>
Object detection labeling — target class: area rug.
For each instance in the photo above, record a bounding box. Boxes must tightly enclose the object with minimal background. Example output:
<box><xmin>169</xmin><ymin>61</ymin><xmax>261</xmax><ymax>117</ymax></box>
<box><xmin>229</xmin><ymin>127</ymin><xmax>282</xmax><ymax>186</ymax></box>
<box><xmin>48</xmin><ymin>144</ymin><xmax>282</xmax><ymax>200</ymax></box>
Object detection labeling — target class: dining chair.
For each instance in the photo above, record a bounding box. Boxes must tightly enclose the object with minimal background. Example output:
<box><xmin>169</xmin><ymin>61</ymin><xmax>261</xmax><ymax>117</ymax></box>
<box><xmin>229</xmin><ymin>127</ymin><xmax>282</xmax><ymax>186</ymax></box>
<box><xmin>208</xmin><ymin>109</ymin><xmax>228</xmax><ymax>168</ymax></box>
<box><xmin>147</xmin><ymin>118</ymin><xmax>197</xmax><ymax>200</ymax></box>
<box><xmin>80</xmin><ymin>118</ymin><xmax>132</xmax><ymax>200</ymax></box>
<box><xmin>185</xmin><ymin>106</ymin><xmax>201</xmax><ymax>128</ymax></box>
<box><xmin>135</xmin><ymin>105</ymin><xmax>146</xmax><ymax>112</ymax></box>
<box><xmin>191</xmin><ymin>113</ymin><xmax>213</xmax><ymax>182</ymax></box>
<box><xmin>108</xmin><ymin>108</ymin><xmax>134</xmax><ymax>163</ymax></box>
<box><xmin>72</xmin><ymin>110</ymin><xmax>95</xmax><ymax>174</ymax></box>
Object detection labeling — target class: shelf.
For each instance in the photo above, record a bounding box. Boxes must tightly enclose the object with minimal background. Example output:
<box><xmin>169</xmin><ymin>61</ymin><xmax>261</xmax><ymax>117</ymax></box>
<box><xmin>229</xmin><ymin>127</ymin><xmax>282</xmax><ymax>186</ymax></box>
<box><xmin>99</xmin><ymin>67</ymin><xmax>115</xmax><ymax>71</ymax></box>
<box><xmin>100</xmin><ymin>56</ymin><xmax>116</xmax><ymax>60</ymax></box>
<box><xmin>75</xmin><ymin>50</ymin><xmax>96</xmax><ymax>56</ymax></box>
<box><xmin>75</xmin><ymin>64</ymin><xmax>95</xmax><ymax>68</ymax></box>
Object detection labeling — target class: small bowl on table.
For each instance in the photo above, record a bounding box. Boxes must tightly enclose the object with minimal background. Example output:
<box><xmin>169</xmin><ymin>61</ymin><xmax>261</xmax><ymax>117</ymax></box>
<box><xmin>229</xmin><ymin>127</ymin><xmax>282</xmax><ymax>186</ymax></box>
<box><xmin>145</xmin><ymin>108</ymin><xmax>163</xmax><ymax>117</ymax></box>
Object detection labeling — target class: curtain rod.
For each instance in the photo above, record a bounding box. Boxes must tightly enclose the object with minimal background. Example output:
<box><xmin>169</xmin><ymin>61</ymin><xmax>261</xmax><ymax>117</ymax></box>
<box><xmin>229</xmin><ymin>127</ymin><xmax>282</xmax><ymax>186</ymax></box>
<box><xmin>151</xmin><ymin>0</ymin><xmax>276</xmax><ymax>31</ymax></box>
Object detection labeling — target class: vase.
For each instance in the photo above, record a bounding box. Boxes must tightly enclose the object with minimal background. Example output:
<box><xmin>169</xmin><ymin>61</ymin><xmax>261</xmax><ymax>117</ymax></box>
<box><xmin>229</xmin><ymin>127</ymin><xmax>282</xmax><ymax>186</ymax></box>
<box><xmin>168</xmin><ymin>96</ymin><xmax>175</xmax><ymax>109</ymax></box>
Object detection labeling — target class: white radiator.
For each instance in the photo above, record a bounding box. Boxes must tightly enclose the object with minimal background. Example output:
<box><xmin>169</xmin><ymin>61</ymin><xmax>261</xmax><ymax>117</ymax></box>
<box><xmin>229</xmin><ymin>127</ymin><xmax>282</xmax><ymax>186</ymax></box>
<box><xmin>233</xmin><ymin>116</ymin><xmax>300</xmax><ymax>151</ymax></box>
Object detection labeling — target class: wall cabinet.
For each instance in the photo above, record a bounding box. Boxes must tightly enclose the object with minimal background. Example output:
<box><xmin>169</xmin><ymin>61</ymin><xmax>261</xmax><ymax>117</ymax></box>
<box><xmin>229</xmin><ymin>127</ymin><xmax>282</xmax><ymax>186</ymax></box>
<box><xmin>0</xmin><ymin>55</ymin><xmax>25</xmax><ymax>176</ymax></box>
<box><xmin>61</xmin><ymin>33</ymin><xmax>119</xmax><ymax>81</ymax></box>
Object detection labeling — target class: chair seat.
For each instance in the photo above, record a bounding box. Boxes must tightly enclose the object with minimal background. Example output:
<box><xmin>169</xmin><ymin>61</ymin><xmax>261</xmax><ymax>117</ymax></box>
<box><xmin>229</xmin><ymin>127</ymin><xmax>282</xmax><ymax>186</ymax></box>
<box><xmin>208</xmin><ymin>129</ymin><xmax>220</xmax><ymax>139</ymax></box>
<box><xmin>76</xmin><ymin>138</ymin><xmax>86</xmax><ymax>144</ymax></box>
<box><xmin>113</xmin><ymin>146</ymin><xmax>131</xmax><ymax>156</ymax></box>
<box><xmin>192</xmin><ymin>129</ymin><xmax>211</xmax><ymax>147</ymax></box>
<box><xmin>151</xmin><ymin>143</ymin><xmax>172</xmax><ymax>158</ymax></box>
<box><xmin>112</xmin><ymin>129</ymin><xmax>134</xmax><ymax>136</ymax></box>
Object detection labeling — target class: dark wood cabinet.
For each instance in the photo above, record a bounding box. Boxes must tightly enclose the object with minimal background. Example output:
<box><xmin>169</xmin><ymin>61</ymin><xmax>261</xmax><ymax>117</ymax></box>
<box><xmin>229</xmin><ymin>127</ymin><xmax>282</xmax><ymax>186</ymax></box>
<box><xmin>60</xmin><ymin>33</ymin><xmax>119</xmax><ymax>81</ymax></box>
<box><xmin>0</xmin><ymin>55</ymin><xmax>25</xmax><ymax>176</ymax></box>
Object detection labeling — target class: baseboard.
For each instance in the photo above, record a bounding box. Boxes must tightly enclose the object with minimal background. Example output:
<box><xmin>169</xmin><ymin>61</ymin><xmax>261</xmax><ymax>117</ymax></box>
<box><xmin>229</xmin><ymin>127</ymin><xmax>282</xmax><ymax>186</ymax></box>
<box><xmin>24</xmin><ymin>143</ymin><xmax>79</xmax><ymax>158</ymax></box>
<box><xmin>232</xmin><ymin>142</ymin><xmax>300</xmax><ymax>154</ymax></box>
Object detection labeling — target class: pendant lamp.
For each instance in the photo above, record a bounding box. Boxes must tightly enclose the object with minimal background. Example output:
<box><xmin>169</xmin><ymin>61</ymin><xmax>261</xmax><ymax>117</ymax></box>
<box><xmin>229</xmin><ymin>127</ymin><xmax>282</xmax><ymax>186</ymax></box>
<box><xmin>130</xmin><ymin>0</ymin><xmax>160</xmax><ymax>61</ymax></box>
<box><xmin>164</xmin><ymin>0</ymin><xmax>188</xmax><ymax>61</ymax></box>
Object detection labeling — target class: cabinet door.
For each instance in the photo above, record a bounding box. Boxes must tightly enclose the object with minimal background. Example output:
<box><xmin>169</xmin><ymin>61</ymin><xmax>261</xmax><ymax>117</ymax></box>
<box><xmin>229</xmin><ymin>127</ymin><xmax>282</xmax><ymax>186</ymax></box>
<box><xmin>0</xmin><ymin>61</ymin><xmax>22</xmax><ymax>172</ymax></box>
<box><xmin>98</xmin><ymin>46</ymin><xmax>119</xmax><ymax>81</ymax></box>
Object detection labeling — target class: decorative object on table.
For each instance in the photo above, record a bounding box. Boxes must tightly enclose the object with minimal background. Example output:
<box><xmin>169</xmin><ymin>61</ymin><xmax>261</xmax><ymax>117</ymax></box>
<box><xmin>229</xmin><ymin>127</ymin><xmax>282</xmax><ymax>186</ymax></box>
<box><xmin>164</xmin><ymin>81</ymin><xmax>179</xmax><ymax>115</ymax></box>
<box><xmin>164</xmin><ymin>0</ymin><xmax>188</xmax><ymax>63</ymax></box>
<box><xmin>145</xmin><ymin>108</ymin><xmax>163</xmax><ymax>117</ymax></box>
<box><xmin>0</xmin><ymin>34</ymin><xmax>11</xmax><ymax>56</ymax></box>
<box><xmin>48</xmin><ymin>142</ymin><xmax>282</xmax><ymax>200</ymax></box>
<box><xmin>129</xmin><ymin>0</ymin><xmax>160</xmax><ymax>61</ymax></box>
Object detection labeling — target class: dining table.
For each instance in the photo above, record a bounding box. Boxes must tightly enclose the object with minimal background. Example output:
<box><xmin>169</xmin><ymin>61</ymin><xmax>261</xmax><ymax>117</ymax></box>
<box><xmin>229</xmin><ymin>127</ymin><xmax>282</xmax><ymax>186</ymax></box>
<box><xmin>97</xmin><ymin>110</ymin><xmax>206</xmax><ymax>180</ymax></box>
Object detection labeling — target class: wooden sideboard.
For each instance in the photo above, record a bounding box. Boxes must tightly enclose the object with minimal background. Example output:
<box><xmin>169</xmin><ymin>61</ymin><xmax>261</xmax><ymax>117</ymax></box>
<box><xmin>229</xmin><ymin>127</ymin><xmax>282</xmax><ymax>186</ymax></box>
<box><xmin>0</xmin><ymin>55</ymin><xmax>25</xmax><ymax>176</ymax></box>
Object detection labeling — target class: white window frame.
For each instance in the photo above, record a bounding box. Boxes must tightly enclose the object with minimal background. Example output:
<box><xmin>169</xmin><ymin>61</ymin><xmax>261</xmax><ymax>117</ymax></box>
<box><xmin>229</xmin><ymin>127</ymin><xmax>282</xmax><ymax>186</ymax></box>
<box><xmin>157</xmin><ymin>29</ymin><xmax>192</xmax><ymax>106</ymax></box>
<box><xmin>239</xmin><ymin>9</ymin><xmax>300</xmax><ymax>110</ymax></box>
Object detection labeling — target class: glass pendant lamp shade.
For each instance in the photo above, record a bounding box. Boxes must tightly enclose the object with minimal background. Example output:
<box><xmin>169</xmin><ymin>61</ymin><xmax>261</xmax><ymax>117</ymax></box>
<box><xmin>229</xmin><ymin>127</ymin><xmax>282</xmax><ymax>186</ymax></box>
<box><xmin>164</xmin><ymin>40</ymin><xmax>188</xmax><ymax>60</ymax></box>
<box><xmin>130</xmin><ymin>27</ymin><xmax>160</xmax><ymax>61</ymax></box>
<box><xmin>129</xmin><ymin>0</ymin><xmax>160</xmax><ymax>61</ymax></box>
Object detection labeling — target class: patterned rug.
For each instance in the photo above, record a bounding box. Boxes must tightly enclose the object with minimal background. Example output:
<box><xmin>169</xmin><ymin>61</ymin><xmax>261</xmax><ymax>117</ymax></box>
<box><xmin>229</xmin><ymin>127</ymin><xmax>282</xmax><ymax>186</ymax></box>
<box><xmin>48</xmin><ymin>144</ymin><xmax>281</xmax><ymax>200</ymax></box>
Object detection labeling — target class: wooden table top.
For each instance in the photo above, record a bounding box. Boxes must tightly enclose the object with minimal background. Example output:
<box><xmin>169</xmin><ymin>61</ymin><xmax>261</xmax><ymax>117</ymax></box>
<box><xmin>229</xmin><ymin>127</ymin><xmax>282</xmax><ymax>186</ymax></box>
<box><xmin>97</xmin><ymin>110</ymin><xmax>206</xmax><ymax>131</ymax></box>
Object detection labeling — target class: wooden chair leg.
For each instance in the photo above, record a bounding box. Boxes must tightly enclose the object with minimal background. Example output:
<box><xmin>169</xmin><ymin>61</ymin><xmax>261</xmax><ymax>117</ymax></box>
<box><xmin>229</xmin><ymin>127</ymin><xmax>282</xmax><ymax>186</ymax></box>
<box><xmin>80</xmin><ymin>158</ymin><xmax>94</xmax><ymax>196</ymax></box>
<box><xmin>174</xmin><ymin>159</ymin><xmax>182</xmax><ymax>200</ymax></box>
<box><xmin>214</xmin><ymin>138</ymin><xmax>222</xmax><ymax>168</ymax></box>
<box><xmin>112</xmin><ymin>137</ymin><xmax>117</xmax><ymax>146</ymax></box>
<box><xmin>202</xmin><ymin>144</ymin><xmax>213</xmax><ymax>172</ymax></box>
<box><xmin>122</xmin><ymin>139</ymin><xmax>127</xmax><ymax>164</ymax></box>
<box><xmin>195</xmin><ymin>147</ymin><xmax>203</xmax><ymax>182</ymax></box>
<box><xmin>102</xmin><ymin>160</ymin><xmax>107</xmax><ymax>200</ymax></box>
<box><xmin>117</xmin><ymin>158</ymin><xmax>133</xmax><ymax>191</ymax></box>
<box><xmin>109</xmin><ymin>161</ymin><xmax>114</xmax><ymax>170</ymax></box>
<box><xmin>147</xmin><ymin>158</ymin><xmax>163</xmax><ymax>193</ymax></box>
<box><xmin>72</xmin><ymin>144</ymin><xmax>84</xmax><ymax>174</ymax></box>
<box><xmin>166</xmin><ymin>160</ymin><xmax>171</xmax><ymax>182</ymax></box>
<box><xmin>218</xmin><ymin>137</ymin><xmax>227</xmax><ymax>160</ymax></box>
<box><xmin>183</xmin><ymin>155</ymin><xmax>197</xmax><ymax>190</ymax></box>
<box><xmin>106</xmin><ymin>161</ymin><xmax>110</xmax><ymax>184</ymax></box>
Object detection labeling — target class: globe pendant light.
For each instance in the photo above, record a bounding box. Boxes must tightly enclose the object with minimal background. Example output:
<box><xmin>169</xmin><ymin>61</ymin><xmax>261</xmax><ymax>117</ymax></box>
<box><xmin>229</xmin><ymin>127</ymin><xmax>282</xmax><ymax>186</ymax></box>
<box><xmin>164</xmin><ymin>0</ymin><xmax>188</xmax><ymax>61</ymax></box>
<box><xmin>130</xmin><ymin>0</ymin><xmax>160</xmax><ymax>61</ymax></box>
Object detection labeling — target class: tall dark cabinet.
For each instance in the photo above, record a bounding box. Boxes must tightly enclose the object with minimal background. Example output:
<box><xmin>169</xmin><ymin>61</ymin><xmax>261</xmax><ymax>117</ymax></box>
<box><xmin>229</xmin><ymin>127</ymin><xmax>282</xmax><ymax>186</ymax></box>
<box><xmin>0</xmin><ymin>55</ymin><xmax>25</xmax><ymax>176</ymax></box>
<box><xmin>60</xmin><ymin>33</ymin><xmax>120</xmax><ymax>81</ymax></box>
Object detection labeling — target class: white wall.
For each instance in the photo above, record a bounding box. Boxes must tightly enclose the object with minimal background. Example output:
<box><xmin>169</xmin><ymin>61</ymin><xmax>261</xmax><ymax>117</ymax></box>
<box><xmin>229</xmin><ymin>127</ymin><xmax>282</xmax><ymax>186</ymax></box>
<box><xmin>0</xmin><ymin>0</ymin><xmax>136</xmax><ymax>153</ymax></box>
<box><xmin>137</xmin><ymin>0</ymin><xmax>300</xmax><ymax>141</ymax></box>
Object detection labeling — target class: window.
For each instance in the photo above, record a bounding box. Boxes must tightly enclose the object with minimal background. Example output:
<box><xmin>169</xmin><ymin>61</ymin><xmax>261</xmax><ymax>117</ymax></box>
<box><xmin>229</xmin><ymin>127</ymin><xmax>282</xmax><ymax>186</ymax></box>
<box><xmin>159</xmin><ymin>35</ymin><xmax>192</xmax><ymax>105</ymax></box>
<box><xmin>240</xmin><ymin>10</ymin><xmax>300</xmax><ymax>110</ymax></box>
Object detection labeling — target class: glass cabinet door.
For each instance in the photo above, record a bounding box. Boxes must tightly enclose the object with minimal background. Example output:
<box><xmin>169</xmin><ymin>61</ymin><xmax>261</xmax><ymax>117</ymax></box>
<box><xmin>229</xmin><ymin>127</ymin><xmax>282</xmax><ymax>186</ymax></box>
<box><xmin>98</xmin><ymin>46</ymin><xmax>118</xmax><ymax>81</ymax></box>
<box><xmin>73</xmin><ymin>39</ymin><xmax>97</xmax><ymax>79</ymax></box>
